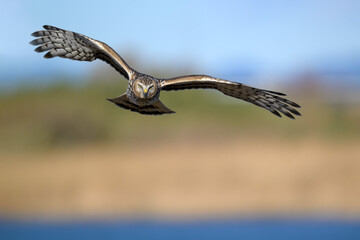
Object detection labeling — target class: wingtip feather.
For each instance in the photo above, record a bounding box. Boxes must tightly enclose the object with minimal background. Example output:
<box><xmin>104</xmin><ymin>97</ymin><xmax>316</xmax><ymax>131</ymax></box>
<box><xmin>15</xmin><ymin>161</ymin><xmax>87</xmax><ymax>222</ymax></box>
<box><xmin>35</xmin><ymin>46</ymin><xmax>44</xmax><ymax>53</ymax></box>
<box><xmin>290</xmin><ymin>108</ymin><xmax>301</xmax><ymax>116</ymax></box>
<box><xmin>29</xmin><ymin>39</ymin><xmax>38</xmax><ymax>45</ymax></box>
<box><xmin>271</xmin><ymin>110</ymin><xmax>282</xmax><ymax>118</ymax></box>
<box><xmin>263</xmin><ymin>89</ymin><xmax>287</xmax><ymax>96</ymax></box>
<box><xmin>44</xmin><ymin>51</ymin><xmax>54</xmax><ymax>58</ymax></box>
<box><xmin>290</xmin><ymin>102</ymin><xmax>301</xmax><ymax>108</ymax></box>
<box><xmin>31</xmin><ymin>31</ymin><xmax>40</xmax><ymax>37</ymax></box>
<box><xmin>283</xmin><ymin>111</ymin><xmax>295</xmax><ymax>119</ymax></box>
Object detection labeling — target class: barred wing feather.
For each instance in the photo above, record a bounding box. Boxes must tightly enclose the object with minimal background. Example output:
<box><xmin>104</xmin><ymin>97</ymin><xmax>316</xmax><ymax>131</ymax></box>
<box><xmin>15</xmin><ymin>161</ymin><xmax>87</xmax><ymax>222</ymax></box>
<box><xmin>30</xmin><ymin>25</ymin><xmax>133</xmax><ymax>79</ymax></box>
<box><xmin>161</xmin><ymin>75</ymin><xmax>301</xmax><ymax>119</ymax></box>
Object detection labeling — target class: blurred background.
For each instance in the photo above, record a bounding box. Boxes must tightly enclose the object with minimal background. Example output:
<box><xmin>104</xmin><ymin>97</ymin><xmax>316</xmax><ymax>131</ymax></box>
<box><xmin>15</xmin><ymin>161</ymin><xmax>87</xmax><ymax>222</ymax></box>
<box><xmin>1</xmin><ymin>0</ymin><xmax>360</xmax><ymax>239</ymax></box>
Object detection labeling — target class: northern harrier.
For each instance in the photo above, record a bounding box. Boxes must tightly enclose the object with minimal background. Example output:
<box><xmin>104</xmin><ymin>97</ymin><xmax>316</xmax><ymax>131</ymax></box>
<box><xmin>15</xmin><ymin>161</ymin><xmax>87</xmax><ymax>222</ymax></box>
<box><xmin>30</xmin><ymin>25</ymin><xmax>301</xmax><ymax>118</ymax></box>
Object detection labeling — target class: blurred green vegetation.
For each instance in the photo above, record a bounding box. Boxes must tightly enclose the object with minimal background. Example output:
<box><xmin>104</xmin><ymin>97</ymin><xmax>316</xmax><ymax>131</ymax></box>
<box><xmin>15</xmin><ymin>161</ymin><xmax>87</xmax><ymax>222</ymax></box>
<box><xmin>0</xmin><ymin>76</ymin><xmax>359</xmax><ymax>153</ymax></box>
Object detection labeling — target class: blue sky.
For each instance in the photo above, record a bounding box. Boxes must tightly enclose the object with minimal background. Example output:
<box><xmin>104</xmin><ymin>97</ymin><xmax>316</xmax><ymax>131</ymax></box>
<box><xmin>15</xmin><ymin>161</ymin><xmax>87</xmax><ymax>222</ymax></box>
<box><xmin>1</xmin><ymin>0</ymin><xmax>360</xmax><ymax>86</ymax></box>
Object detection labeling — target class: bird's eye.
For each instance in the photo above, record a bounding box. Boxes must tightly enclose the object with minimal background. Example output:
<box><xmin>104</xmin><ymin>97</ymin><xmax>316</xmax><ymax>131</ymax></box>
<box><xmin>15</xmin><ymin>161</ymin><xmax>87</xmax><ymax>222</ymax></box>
<box><xmin>138</xmin><ymin>84</ymin><xmax>143</xmax><ymax>89</ymax></box>
<box><xmin>149</xmin><ymin>85</ymin><xmax>154</xmax><ymax>90</ymax></box>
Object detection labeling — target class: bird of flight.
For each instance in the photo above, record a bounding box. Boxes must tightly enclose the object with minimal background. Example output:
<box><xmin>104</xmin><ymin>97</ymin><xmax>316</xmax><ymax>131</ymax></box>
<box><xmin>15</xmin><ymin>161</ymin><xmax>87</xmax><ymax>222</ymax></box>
<box><xmin>30</xmin><ymin>25</ymin><xmax>301</xmax><ymax>118</ymax></box>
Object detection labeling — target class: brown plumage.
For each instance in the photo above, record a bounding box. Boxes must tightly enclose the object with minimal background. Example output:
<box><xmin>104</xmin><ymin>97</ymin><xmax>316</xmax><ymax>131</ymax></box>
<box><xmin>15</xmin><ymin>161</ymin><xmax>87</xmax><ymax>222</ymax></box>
<box><xmin>30</xmin><ymin>25</ymin><xmax>301</xmax><ymax>118</ymax></box>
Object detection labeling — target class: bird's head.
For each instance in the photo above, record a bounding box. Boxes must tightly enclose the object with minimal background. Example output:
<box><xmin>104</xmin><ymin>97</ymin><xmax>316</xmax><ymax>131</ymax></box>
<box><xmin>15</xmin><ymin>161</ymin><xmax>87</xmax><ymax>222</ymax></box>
<box><xmin>133</xmin><ymin>77</ymin><xmax>158</xmax><ymax>99</ymax></box>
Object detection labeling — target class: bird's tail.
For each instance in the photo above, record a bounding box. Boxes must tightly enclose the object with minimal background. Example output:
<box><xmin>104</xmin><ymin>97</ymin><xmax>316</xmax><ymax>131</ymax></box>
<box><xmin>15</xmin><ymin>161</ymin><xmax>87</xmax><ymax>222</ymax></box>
<box><xmin>107</xmin><ymin>94</ymin><xmax>175</xmax><ymax>115</ymax></box>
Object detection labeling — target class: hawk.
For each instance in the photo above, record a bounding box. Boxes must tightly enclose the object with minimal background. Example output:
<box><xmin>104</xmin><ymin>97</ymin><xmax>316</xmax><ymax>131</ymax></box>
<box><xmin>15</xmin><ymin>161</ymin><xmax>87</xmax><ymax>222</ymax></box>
<box><xmin>30</xmin><ymin>25</ymin><xmax>301</xmax><ymax>118</ymax></box>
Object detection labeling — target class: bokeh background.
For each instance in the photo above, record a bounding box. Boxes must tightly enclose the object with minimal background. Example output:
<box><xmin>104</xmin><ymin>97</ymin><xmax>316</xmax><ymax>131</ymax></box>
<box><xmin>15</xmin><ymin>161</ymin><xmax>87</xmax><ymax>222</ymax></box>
<box><xmin>1</xmin><ymin>0</ymin><xmax>360</xmax><ymax>239</ymax></box>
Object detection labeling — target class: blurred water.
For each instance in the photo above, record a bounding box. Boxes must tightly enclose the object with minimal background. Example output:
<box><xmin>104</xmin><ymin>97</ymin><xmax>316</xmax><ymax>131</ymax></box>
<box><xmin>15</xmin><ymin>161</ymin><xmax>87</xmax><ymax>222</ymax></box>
<box><xmin>1</xmin><ymin>218</ymin><xmax>360</xmax><ymax>240</ymax></box>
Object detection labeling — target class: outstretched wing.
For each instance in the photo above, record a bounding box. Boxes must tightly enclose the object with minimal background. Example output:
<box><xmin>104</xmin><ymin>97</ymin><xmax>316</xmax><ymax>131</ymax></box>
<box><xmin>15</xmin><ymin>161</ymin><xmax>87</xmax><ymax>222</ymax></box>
<box><xmin>30</xmin><ymin>25</ymin><xmax>134</xmax><ymax>80</ymax></box>
<box><xmin>161</xmin><ymin>75</ymin><xmax>301</xmax><ymax>119</ymax></box>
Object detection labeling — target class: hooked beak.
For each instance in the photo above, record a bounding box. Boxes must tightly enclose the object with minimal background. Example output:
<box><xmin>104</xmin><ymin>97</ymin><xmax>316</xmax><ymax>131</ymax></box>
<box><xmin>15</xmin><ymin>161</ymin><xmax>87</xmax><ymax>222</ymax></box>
<box><xmin>143</xmin><ymin>88</ymin><xmax>148</xmax><ymax>98</ymax></box>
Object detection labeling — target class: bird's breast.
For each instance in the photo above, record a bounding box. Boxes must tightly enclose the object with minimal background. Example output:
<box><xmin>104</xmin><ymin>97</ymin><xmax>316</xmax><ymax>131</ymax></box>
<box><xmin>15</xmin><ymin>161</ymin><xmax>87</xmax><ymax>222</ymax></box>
<box><xmin>127</xmin><ymin>88</ymin><xmax>159</xmax><ymax>106</ymax></box>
